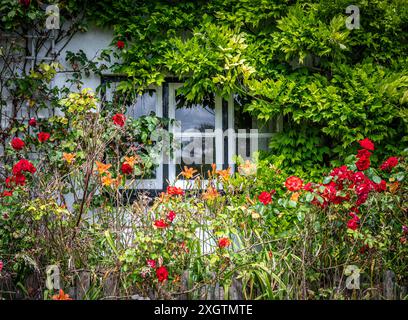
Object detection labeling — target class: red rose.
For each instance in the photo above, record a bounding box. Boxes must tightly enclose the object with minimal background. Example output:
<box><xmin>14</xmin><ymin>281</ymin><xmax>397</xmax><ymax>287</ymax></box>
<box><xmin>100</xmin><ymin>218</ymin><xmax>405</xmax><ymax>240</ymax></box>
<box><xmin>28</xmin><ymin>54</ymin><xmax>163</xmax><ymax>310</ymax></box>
<box><xmin>11</xmin><ymin>137</ymin><xmax>25</xmax><ymax>150</ymax></box>
<box><xmin>285</xmin><ymin>176</ymin><xmax>303</xmax><ymax>191</ymax></box>
<box><xmin>121</xmin><ymin>163</ymin><xmax>133</xmax><ymax>175</ymax></box>
<box><xmin>358</xmin><ymin>138</ymin><xmax>374</xmax><ymax>151</ymax></box>
<box><xmin>166</xmin><ymin>186</ymin><xmax>184</xmax><ymax>196</ymax></box>
<box><xmin>147</xmin><ymin>259</ymin><xmax>156</xmax><ymax>269</ymax></box>
<box><xmin>2</xmin><ymin>190</ymin><xmax>13</xmax><ymax>197</ymax></box>
<box><xmin>112</xmin><ymin>113</ymin><xmax>126</xmax><ymax>127</ymax></box>
<box><xmin>258</xmin><ymin>191</ymin><xmax>272</xmax><ymax>205</ymax></box>
<box><xmin>356</xmin><ymin>149</ymin><xmax>371</xmax><ymax>159</ymax></box>
<box><xmin>355</xmin><ymin>156</ymin><xmax>370</xmax><ymax>171</ymax></box>
<box><xmin>19</xmin><ymin>0</ymin><xmax>30</xmax><ymax>7</ymax></box>
<box><xmin>373</xmin><ymin>180</ymin><xmax>386</xmax><ymax>192</ymax></box>
<box><xmin>166</xmin><ymin>210</ymin><xmax>176</xmax><ymax>222</ymax></box>
<box><xmin>351</xmin><ymin>172</ymin><xmax>366</xmax><ymax>184</ymax></box>
<box><xmin>12</xmin><ymin>159</ymin><xmax>36</xmax><ymax>175</ymax></box>
<box><xmin>303</xmin><ymin>182</ymin><xmax>314</xmax><ymax>191</ymax></box>
<box><xmin>156</xmin><ymin>266</ymin><xmax>169</xmax><ymax>282</ymax></box>
<box><xmin>13</xmin><ymin>173</ymin><xmax>26</xmax><ymax>186</ymax></box>
<box><xmin>347</xmin><ymin>220</ymin><xmax>358</xmax><ymax>230</ymax></box>
<box><xmin>360</xmin><ymin>245</ymin><xmax>369</xmax><ymax>255</ymax></box>
<box><xmin>116</xmin><ymin>40</ymin><xmax>125</xmax><ymax>49</ymax></box>
<box><xmin>347</xmin><ymin>214</ymin><xmax>359</xmax><ymax>231</ymax></box>
<box><xmin>37</xmin><ymin>132</ymin><xmax>50</xmax><ymax>143</ymax></box>
<box><xmin>218</xmin><ymin>237</ymin><xmax>231</xmax><ymax>248</ymax></box>
<box><xmin>28</xmin><ymin>118</ymin><xmax>37</xmax><ymax>127</ymax></box>
<box><xmin>379</xmin><ymin>157</ymin><xmax>398</xmax><ymax>171</ymax></box>
<box><xmin>154</xmin><ymin>219</ymin><xmax>168</xmax><ymax>229</ymax></box>
<box><xmin>330</xmin><ymin>166</ymin><xmax>352</xmax><ymax>182</ymax></box>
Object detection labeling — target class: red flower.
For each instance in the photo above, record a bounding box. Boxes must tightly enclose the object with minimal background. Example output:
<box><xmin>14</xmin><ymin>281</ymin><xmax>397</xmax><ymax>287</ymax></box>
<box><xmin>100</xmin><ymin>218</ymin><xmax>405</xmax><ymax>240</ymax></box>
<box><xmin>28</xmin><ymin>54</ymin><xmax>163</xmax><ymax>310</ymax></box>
<box><xmin>0</xmin><ymin>260</ymin><xmax>3</xmax><ymax>273</ymax></box>
<box><xmin>285</xmin><ymin>176</ymin><xmax>303</xmax><ymax>191</ymax></box>
<box><xmin>112</xmin><ymin>113</ymin><xmax>126</xmax><ymax>127</ymax></box>
<box><xmin>2</xmin><ymin>190</ymin><xmax>13</xmax><ymax>197</ymax></box>
<box><xmin>347</xmin><ymin>214</ymin><xmax>360</xmax><ymax>230</ymax></box>
<box><xmin>116</xmin><ymin>40</ymin><xmax>125</xmax><ymax>49</ymax></box>
<box><xmin>19</xmin><ymin>0</ymin><xmax>30</xmax><ymax>7</ymax></box>
<box><xmin>351</xmin><ymin>172</ymin><xmax>366</xmax><ymax>184</ymax></box>
<box><xmin>156</xmin><ymin>266</ymin><xmax>169</xmax><ymax>282</ymax></box>
<box><xmin>28</xmin><ymin>118</ymin><xmax>37</xmax><ymax>127</ymax></box>
<box><xmin>379</xmin><ymin>157</ymin><xmax>398</xmax><ymax>171</ymax></box>
<box><xmin>13</xmin><ymin>173</ymin><xmax>26</xmax><ymax>186</ymax></box>
<box><xmin>358</xmin><ymin>138</ymin><xmax>374</xmax><ymax>151</ymax></box>
<box><xmin>356</xmin><ymin>149</ymin><xmax>371</xmax><ymax>159</ymax></box>
<box><xmin>330</xmin><ymin>165</ymin><xmax>352</xmax><ymax>182</ymax></box>
<box><xmin>258</xmin><ymin>191</ymin><xmax>272</xmax><ymax>205</ymax></box>
<box><xmin>303</xmin><ymin>182</ymin><xmax>314</xmax><ymax>191</ymax></box>
<box><xmin>11</xmin><ymin>137</ymin><xmax>25</xmax><ymax>150</ymax></box>
<box><xmin>147</xmin><ymin>259</ymin><xmax>156</xmax><ymax>269</ymax></box>
<box><xmin>373</xmin><ymin>180</ymin><xmax>386</xmax><ymax>192</ymax></box>
<box><xmin>218</xmin><ymin>237</ymin><xmax>231</xmax><ymax>248</ymax></box>
<box><xmin>360</xmin><ymin>245</ymin><xmax>369</xmax><ymax>255</ymax></box>
<box><xmin>166</xmin><ymin>186</ymin><xmax>184</xmax><ymax>196</ymax></box>
<box><xmin>37</xmin><ymin>132</ymin><xmax>50</xmax><ymax>143</ymax></box>
<box><xmin>167</xmin><ymin>210</ymin><xmax>176</xmax><ymax>222</ymax></box>
<box><xmin>121</xmin><ymin>163</ymin><xmax>132</xmax><ymax>175</ymax></box>
<box><xmin>12</xmin><ymin>159</ymin><xmax>36</xmax><ymax>175</ymax></box>
<box><xmin>355</xmin><ymin>156</ymin><xmax>370</xmax><ymax>171</ymax></box>
<box><xmin>154</xmin><ymin>219</ymin><xmax>168</xmax><ymax>229</ymax></box>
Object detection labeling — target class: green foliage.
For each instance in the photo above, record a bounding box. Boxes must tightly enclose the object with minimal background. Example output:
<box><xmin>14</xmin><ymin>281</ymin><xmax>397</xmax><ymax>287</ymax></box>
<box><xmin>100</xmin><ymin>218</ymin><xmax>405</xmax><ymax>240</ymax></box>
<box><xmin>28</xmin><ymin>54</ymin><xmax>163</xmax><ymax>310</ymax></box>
<box><xmin>80</xmin><ymin>0</ymin><xmax>408</xmax><ymax>171</ymax></box>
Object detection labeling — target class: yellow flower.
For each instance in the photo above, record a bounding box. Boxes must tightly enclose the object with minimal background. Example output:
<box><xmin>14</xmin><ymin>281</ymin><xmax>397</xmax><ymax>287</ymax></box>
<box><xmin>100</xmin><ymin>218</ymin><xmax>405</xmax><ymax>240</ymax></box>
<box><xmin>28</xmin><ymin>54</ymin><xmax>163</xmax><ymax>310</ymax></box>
<box><xmin>62</xmin><ymin>152</ymin><xmax>76</xmax><ymax>164</ymax></box>
<box><xmin>181</xmin><ymin>166</ymin><xmax>198</xmax><ymax>179</ymax></box>
<box><xmin>95</xmin><ymin>161</ymin><xmax>112</xmax><ymax>175</ymax></box>
<box><xmin>202</xmin><ymin>186</ymin><xmax>219</xmax><ymax>201</ymax></box>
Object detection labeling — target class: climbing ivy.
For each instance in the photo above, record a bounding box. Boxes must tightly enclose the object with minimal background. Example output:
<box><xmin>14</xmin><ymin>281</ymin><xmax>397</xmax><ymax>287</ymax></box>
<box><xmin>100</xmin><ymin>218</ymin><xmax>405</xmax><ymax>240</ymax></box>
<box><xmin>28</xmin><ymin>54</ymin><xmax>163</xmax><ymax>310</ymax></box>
<box><xmin>2</xmin><ymin>0</ymin><xmax>407</xmax><ymax>173</ymax></box>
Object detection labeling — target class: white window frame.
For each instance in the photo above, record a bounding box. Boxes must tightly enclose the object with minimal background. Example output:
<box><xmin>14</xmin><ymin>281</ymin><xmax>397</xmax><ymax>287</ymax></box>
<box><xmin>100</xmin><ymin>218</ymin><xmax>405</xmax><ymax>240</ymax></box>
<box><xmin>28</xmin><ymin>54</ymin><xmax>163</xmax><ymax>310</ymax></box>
<box><xmin>168</xmin><ymin>83</ymin><xmax>226</xmax><ymax>189</ymax></box>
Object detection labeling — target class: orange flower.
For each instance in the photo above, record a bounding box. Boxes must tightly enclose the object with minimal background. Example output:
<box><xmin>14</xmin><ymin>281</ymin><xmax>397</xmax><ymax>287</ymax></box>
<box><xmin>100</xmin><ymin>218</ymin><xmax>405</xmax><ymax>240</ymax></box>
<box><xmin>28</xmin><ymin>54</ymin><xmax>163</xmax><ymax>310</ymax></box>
<box><xmin>202</xmin><ymin>186</ymin><xmax>219</xmax><ymax>201</ymax></box>
<box><xmin>124</xmin><ymin>156</ymin><xmax>139</xmax><ymax>167</ymax></box>
<box><xmin>63</xmin><ymin>152</ymin><xmax>75</xmax><ymax>164</ymax></box>
<box><xmin>52</xmin><ymin>289</ymin><xmax>73</xmax><ymax>300</ymax></box>
<box><xmin>216</xmin><ymin>167</ymin><xmax>231</xmax><ymax>180</ymax></box>
<box><xmin>181</xmin><ymin>166</ymin><xmax>197</xmax><ymax>179</ymax></box>
<box><xmin>113</xmin><ymin>174</ymin><xmax>122</xmax><ymax>188</ymax></box>
<box><xmin>101</xmin><ymin>172</ymin><xmax>114</xmax><ymax>186</ymax></box>
<box><xmin>158</xmin><ymin>192</ymin><xmax>170</xmax><ymax>203</ymax></box>
<box><xmin>95</xmin><ymin>161</ymin><xmax>112</xmax><ymax>175</ymax></box>
<box><xmin>290</xmin><ymin>192</ymin><xmax>300</xmax><ymax>202</ymax></box>
<box><xmin>389</xmin><ymin>181</ymin><xmax>399</xmax><ymax>194</ymax></box>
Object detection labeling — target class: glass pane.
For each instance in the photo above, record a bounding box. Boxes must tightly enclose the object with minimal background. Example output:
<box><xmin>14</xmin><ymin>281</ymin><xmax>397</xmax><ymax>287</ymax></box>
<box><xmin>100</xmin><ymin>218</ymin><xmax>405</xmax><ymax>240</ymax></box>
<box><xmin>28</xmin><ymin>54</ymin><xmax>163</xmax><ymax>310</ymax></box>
<box><xmin>127</xmin><ymin>90</ymin><xmax>156</xmax><ymax>119</ymax></box>
<box><xmin>175</xmin><ymin>137</ymin><xmax>216</xmax><ymax>178</ymax></box>
<box><xmin>175</xmin><ymin>94</ymin><xmax>215</xmax><ymax>132</ymax></box>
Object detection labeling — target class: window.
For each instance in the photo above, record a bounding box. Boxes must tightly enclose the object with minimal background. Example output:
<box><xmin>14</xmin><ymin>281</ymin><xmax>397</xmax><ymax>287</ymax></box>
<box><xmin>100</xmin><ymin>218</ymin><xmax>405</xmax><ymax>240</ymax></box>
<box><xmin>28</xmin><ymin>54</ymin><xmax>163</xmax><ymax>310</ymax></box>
<box><xmin>101</xmin><ymin>78</ymin><xmax>282</xmax><ymax>191</ymax></box>
<box><xmin>102</xmin><ymin>77</ymin><xmax>163</xmax><ymax>190</ymax></box>
<box><xmin>168</xmin><ymin>83</ymin><xmax>226</xmax><ymax>188</ymax></box>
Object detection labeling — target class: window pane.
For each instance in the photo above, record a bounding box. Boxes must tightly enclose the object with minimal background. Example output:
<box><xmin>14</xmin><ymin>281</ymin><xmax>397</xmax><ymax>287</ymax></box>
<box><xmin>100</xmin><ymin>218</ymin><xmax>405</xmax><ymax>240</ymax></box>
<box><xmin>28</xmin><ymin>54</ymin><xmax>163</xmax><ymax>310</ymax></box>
<box><xmin>127</xmin><ymin>90</ymin><xmax>156</xmax><ymax>119</ymax></box>
<box><xmin>175</xmin><ymin>95</ymin><xmax>215</xmax><ymax>132</ymax></box>
<box><xmin>175</xmin><ymin>137</ymin><xmax>216</xmax><ymax>178</ymax></box>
